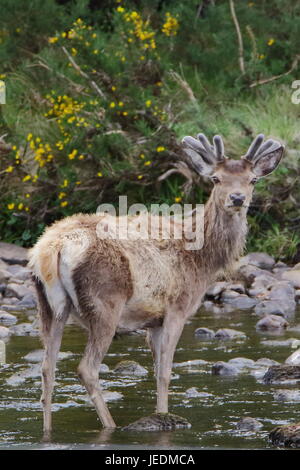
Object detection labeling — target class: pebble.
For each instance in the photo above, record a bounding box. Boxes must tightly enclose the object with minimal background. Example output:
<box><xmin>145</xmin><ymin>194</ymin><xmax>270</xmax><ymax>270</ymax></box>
<box><xmin>211</xmin><ymin>361</ymin><xmax>240</xmax><ymax>376</ymax></box>
<box><xmin>236</xmin><ymin>417</ymin><xmax>263</xmax><ymax>431</ymax></box>
<box><xmin>194</xmin><ymin>327</ymin><xmax>215</xmax><ymax>339</ymax></box>
<box><xmin>113</xmin><ymin>360</ymin><xmax>148</xmax><ymax>377</ymax></box>
<box><xmin>214</xmin><ymin>328</ymin><xmax>246</xmax><ymax>340</ymax></box>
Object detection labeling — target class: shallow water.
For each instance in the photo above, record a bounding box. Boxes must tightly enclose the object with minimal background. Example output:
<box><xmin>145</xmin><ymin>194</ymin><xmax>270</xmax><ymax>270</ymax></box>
<box><xmin>1</xmin><ymin>306</ymin><xmax>300</xmax><ymax>449</ymax></box>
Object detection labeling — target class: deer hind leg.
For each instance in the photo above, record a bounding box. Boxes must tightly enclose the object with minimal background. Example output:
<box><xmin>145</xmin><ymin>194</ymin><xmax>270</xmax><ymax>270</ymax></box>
<box><xmin>34</xmin><ymin>276</ymin><xmax>70</xmax><ymax>438</ymax></box>
<box><xmin>77</xmin><ymin>297</ymin><xmax>125</xmax><ymax>429</ymax></box>
<box><xmin>41</xmin><ymin>308</ymin><xmax>69</xmax><ymax>437</ymax></box>
<box><xmin>149</xmin><ymin>314</ymin><xmax>186</xmax><ymax>414</ymax></box>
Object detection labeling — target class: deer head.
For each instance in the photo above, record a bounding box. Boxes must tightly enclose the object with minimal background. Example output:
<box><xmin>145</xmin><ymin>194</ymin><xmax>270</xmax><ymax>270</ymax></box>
<box><xmin>182</xmin><ymin>133</ymin><xmax>284</xmax><ymax>214</ymax></box>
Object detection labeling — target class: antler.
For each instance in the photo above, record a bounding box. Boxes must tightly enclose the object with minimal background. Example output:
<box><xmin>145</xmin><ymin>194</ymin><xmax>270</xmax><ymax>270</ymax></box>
<box><xmin>182</xmin><ymin>133</ymin><xmax>225</xmax><ymax>164</ymax></box>
<box><xmin>243</xmin><ymin>134</ymin><xmax>283</xmax><ymax>164</ymax></box>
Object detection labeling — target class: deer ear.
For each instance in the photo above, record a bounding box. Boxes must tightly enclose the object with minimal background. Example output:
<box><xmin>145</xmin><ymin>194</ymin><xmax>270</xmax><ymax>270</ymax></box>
<box><xmin>252</xmin><ymin>143</ymin><xmax>284</xmax><ymax>177</ymax></box>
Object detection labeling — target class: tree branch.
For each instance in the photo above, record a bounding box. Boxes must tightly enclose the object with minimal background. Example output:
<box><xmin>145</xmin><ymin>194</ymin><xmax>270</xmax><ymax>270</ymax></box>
<box><xmin>229</xmin><ymin>0</ymin><xmax>245</xmax><ymax>75</ymax></box>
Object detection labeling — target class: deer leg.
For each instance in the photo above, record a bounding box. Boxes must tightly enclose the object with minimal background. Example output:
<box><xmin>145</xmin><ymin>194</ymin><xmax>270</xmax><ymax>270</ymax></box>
<box><xmin>154</xmin><ymin>316</ymin><xmax>186</xmax><ymax>414</ymax></box>
<box><xmin>146</xmin><ymin>326</ymin><xmax>163</xmax><ymax>378</ymax></box>
<box><xmin>41</xmin><ymin>311</ymin><xmax>69</xmax><ymax>437</ymax></box>
<box><xmin>77</xmin><ymin>301</ymin><xmax>124</xmax><ymax>429</ymax></box>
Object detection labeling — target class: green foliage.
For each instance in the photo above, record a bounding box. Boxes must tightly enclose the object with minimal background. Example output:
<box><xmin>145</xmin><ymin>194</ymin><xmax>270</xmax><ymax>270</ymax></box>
<box><xmin>0</xmin><ymin>0</ymin><xmax>299</xmax><ymax>261</ymax></box>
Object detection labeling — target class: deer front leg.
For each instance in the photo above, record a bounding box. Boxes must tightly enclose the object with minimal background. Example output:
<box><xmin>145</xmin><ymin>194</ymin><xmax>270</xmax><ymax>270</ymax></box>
<box><xmin>154</xmin><ymin>315</ymin><xmax>186</xmax><ymax>413</ymax></box>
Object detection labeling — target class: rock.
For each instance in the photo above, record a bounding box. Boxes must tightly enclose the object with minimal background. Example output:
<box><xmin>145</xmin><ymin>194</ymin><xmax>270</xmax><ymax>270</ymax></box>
<box><xmin>255</xmin><ymin>358</ymin><xmax>280</xmax><ymax>367</ymax></box>
<box><xmin>0</xmin><ymin>268</ymin><xmax>10</xmax><ymax>283</ymax></box>
<box><xmin>255</xmin><ymin>301</ymin><xmax>286</xmax><ymax>317</ymax></box>
<box><xmin>211</xmin><ymin>361</ymin><xmax>240</xmax><ymax>376</ymax></box>
<box><xmin>9</xmin><ymin>322</ymin><xmax>39</xmax><ymax>337</ymax></box>
<box><xmin>228</xmin><ymin>357</ymin><xmax>255</xmax><ymax>368</ymax></box>
<box><xmin>102</xmin><ymin>391</ymin><xmax>123</xmax><ymax>402</ymax></box>
<box><xmin>295</xmin><ymin>290</ymin><xmax>300</xmax><ymax>303</ymax></box>
<box><xmin>261</xmin><ymin>338</ymin><xmax>300</xmax><ymax>348</ymax></box>
<box><xmin>238</xmin><ymin>265</ymin><xmax>275</xmax><ymax>287</ymax></box>
<box><xmin>256</xmin><ymin>314</ymin><xmax>288</xmax><ymax>331</ymax></box>
<box><xmin>236</xmin><ymin>417</ymin><xmax>263</xmax><ymax>431</ymax></box>
<box><xmin>6</xmin><ymin>265</ymin><xmax>31</xmax><ymax>281</ymax></box>
<box><xmin>6</xmin><ymin>363</ymin><xmax>41</xmax><ymax>386</ymax></box>
<box><xmin>215</xmin><ymin>328</ymin><xmax>246</xmax><ymax>340</ymax></box>
<box><xmin>225</xmin><ymin>294</ymin><xmax>257</xmax><ymax>310</ymax></box>
<box><xmin>227</xmin><ymin>283</ymin><xmax>245</xmax><ymax>294</ymax></box>
<box><xmin>194</xmin><ymin>327</ymin><xmax>215</xmax><ymax>339</ymax></box>
<box><xmin>0</xmin><ymin>311</ymin><xmax>17</xmax><ymax>325</ymax></box>
<box><xmin>99</xmin><ymin>363</ymin><xmax>110</xmax><ymax>373</ymax></box>
<box><xmin>269</xmin><ymin>423</ymin><xmax>300</xmax><ymax>448</ymax></box>
<box><xmin>255</xmin><ymin>282</ymin><xmax>296</xmax><ymax>317</ymax></box>
<box><xmin>17</xmin><ymin>293</ymin><xmax>37</xmax><ymax>308</ymax></box>
<box><xmin>114</xmin><ymin>360</ymin><xmax>148</xmax><ymax>377</ymax></box>
<box><xmin>248</xmin><ymin>274</ymin><xmax>275</xmax><ymax>296</ymax></box>
<box><xmin>285</xmin><ymin>349</ymin><xmax>300</xmax><ymax>366</ymax></box>
<box><xmin>0</xmin><ymin>340</ymin><xmax>5</xmax><ymax>364</ymax></box>
<box><xmin>263</xmin><ymin>365</ymin><xmax>300</xmax><ymax>384</ymax></box>
<box><xmin>0</xmin><ymin>242</ymin><xmax>28</xmax><ymax>266</ymax></box>
<box><xmin>123</xmin><ymin>413</ymin><xmax>191</xmax><ymax>431</ymax></box>
<box><xmin>273</xmin><ymin>390</ymin><xmax>300</xmax><ymax>402</ymax></box>
<box><xmin>0</xmin><ymin>325</ymin><xmax>10</xmax><ymax>339</ymax></box>
<box><xmin>23</xmin><ymin>349</ymin><xmax>73</xmax><ymax>363</ymax></box>
<box><xmin>243</xmin><ymin>252</ymin><xmax>275</xmax><ymax>271</ymax></box>
<box><xmin>205</xmin><ymin>281</ymin><xmax>228</xmax><ymax>298</ymax></box>
<box><xmin>282</xmin><ymin>270</ymin><xmax>300</xmax><ymax>289</ymax></box>
<box><xmin>173</xmin><ymin>359</ymin><xmax>208</xmax><ymax>368</ymax></box>
<box><xmin>5</xmin><ymin>283</ymin><xmax>33</xmax><ymax>300</ymax></box>
<box><xmin>185</xmin><ymin>387</ymin><xmax>213</xmax><ymax>398</ymax></box>
<box><xmin>220</xmin><ymin>289</ymin><xmax>240</xmax><ymax>301</ymax></box>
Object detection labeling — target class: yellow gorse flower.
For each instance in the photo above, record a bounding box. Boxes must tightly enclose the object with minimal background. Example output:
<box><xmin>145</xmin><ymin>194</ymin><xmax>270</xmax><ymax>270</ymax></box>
<box><xmin>162</xmin><ymin>12</ymin><xmax>179</xmax><ymax>37</ymax></box>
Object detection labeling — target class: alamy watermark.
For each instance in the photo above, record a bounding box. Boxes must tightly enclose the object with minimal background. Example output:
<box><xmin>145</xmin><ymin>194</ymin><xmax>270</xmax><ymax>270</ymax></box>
<box><xmin>94</xmin><ymin>196</ymin><xmax>205</xmax><ymax>250</ymax></box>
<box><xmin>291</xmin><ymin>80</ymin><xmax>300</xmax><ymax>104</ymax></box>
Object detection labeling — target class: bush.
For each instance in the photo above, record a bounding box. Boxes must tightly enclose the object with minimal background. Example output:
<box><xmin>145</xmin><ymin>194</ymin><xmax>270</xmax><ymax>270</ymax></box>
<box><xmin>0</xmin><ymin>0</ymin><xmax>299</xmax><ymax>261</ymax></box>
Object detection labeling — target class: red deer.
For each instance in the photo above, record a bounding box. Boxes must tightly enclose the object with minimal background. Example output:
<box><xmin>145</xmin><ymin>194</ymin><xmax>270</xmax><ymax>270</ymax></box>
<box><xmin>28</xmin><ymin>133</ymin><xmax>284</xmax><ymax>436</ymax></box>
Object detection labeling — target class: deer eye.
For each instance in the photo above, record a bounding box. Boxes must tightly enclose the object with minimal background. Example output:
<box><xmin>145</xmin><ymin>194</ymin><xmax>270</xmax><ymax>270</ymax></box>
<box><xmin>211</xmin><ymin>176</ymin><xmax>221</xmax><ymax>184</ymax></box>
<box><xmin>250</xmin><ymin>177</ymin><xmax>259</xmax><ymax>185</ymax></box>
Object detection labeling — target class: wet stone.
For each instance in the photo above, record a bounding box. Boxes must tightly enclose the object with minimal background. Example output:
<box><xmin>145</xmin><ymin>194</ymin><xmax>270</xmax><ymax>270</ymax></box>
<box><xmin>273</xmin><ymin>390</ymin><xmax>300</xmax><ymax>402</ymax></box>
<box><xmin>123</xmin><ymin>413</ymin><xmax>192</xmax><ymax>431</ymax></box>
<box><xmin>194</xmin><ymin>327</ymin><xmax>215</xmax><ymax>339</ymax></box>
<box><xmin>228</xmin><ymin>357</ymin><xmax>255</xmax><ymax>368</ymax></box>
<box><xmin>0</xmin><ymin>311</ymin><xmax>17</xmax><ymax>325</ymax></box>
<box><xmin>23</xmin><ymin>349</ymin><xmax>73</xmax><ymax>363</ymax></box>
<box><xmin>0</xmin><ymin>340</ymin><xmax>5</xmax><ymax>364</ymax></box>
<box><xmin>243</xmin><ymin>252</ymin><xmax>275</xmax><ymax>271</ymax></box>
<box><xmin>263</xmin><ymin>365</ymin><xmax>300</xmax><ymax>384</ymax></box>
<box><xmin>256</xmin><ymin>314</ymin><xmax>288</xmax><ymax>331</ymax></box>
<box><xmin>0</xmin><ymin>325</ymin><xmax>10</xmax><ymax>339</ymax></box>
<box><xmin>211</xmin><ymin>361</ymin><xmax>240</xmax><ymax>376</ymax></box>
<box><xmin>185</xmin><ymin>387</ymin><xmax>213</xmax><ymax>398</ymax></box>
<box><xmin>9</xmin><ymin>322</ymin><xmax>39</xmax><ymax>337</ymax></box>
<box><xmin>173</xmin><ymin>359</ymin><xmax>208</xmax><ymax>368</ymax></box>
<box><xmin>269</xmin><ymin>423</ymin><xmax>300</xmax><ymax>448</ymax></box>
<box><xmin>285</xmin><ymin>349</ymin><xmax>300</xmax><ymax>366</ymax></box>
<box><xmin>0</xmin><ymin>242</ymin><xmax>28</xmax><ymax>266</ymax></box>
<box><xmin>113</xmin><ymin>360</ymin><xmax>148</xmax><ymax>377</ymax></box>
<box><xmin>215</xmin><ymin>328</ymin><xmax>246</xmax><ymax>340</ymax></box>
<box><xmin>205</xmin><ymin>282</ymin><xmax>228</xmax><ymax>298</ymax></box>
<box><xmin>236</xmin><ymin>417</ymin><xmax>263</xmax><ymax>431</ymax></box>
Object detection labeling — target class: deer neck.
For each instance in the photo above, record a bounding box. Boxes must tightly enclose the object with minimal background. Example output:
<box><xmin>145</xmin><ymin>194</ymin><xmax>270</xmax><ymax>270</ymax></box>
<box><xmin>197</xmin><ymin>191</ymin><xmax>248</xmax><ymax>280</ymax></box>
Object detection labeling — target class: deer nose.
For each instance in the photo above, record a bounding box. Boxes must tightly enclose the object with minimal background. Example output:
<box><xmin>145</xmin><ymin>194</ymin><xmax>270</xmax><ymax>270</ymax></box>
<box><xmin>229</xmin><ymin>193</ymin><xmax>246</xmax><ymax>207</ymax></box>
